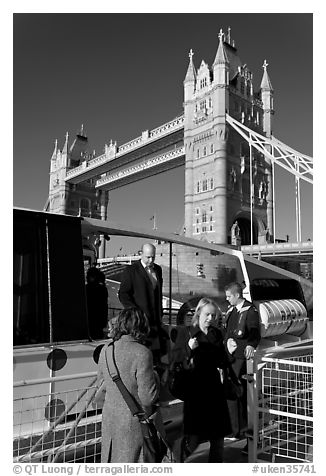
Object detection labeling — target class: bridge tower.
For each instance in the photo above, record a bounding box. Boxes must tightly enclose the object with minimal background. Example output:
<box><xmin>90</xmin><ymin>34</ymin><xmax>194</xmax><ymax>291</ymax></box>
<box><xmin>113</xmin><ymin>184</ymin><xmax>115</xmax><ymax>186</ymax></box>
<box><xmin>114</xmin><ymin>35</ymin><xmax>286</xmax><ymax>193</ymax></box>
<box><xmin>49</xmin><ymin>127</ymin><xmax>101</xmax><ymax>216</ymax></box>
<box><xmin>184</xmin><ymin>28</ymin><xmax>274</xmax><ymax>245</ymax></box>
<box><xmin>48</xmin><ymin>127</ymin><xmax>109</xmax><ymax>257</ymax></box>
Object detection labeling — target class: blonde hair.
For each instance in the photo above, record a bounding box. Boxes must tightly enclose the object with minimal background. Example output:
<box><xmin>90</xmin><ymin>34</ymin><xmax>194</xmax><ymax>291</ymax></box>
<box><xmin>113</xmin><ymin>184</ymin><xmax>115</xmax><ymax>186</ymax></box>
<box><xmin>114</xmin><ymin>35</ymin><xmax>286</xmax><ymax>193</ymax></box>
<box><xmin>191</xmin><ymin>297</ymin><xmax>221</xmax><ymax>327</ymax></box>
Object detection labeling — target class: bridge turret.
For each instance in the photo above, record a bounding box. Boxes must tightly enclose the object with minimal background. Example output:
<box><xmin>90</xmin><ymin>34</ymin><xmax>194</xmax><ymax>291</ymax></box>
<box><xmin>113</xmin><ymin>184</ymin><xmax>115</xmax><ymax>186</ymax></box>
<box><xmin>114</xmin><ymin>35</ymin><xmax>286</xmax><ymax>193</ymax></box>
<box><xmin>213</xmin><ymin>28</ymin><xmax>230</xmax><ymax>89</ymax></box>
<box><xmin>62</xmin><ymin>131</ymin><xmax>69</xmax><ymax>153</ymax></box>
<box><xmin>48</xmin><ymin>133</ymin><xmax>69</xmax><ymax>214</ymax></box>
<box><xmin>260</xmin><ymin>59</ymin><xmax>274</xmax><ymax>137</ymax></box>
<box><xmin>48</xmin><ymin>128</ymin><xmax>101</xmax><ymax>218</ymax></box>
<box><xmin>50</xmin><ymin>139</ymin><xmax>58</xmax><ymax>173</ymax></box>
<box><xmin>51</xmin><ymin>139</ymin><xmax>58</xmax><ymax>160</ymax></box>
<box><xmin>184</xmin><ymin>49</ymin><xmax>196</xmax><ymax>99</ymax></box>
<box><xmin>211</xmin><ymin>29</ymin><xmax>230</xmax><ymax>244</ymax></box>
<box><xmin>183</xmin><ymin>49</ymin><xmax>196</xmax><ymax>133</ymax></box>
<box><xmin>183</xmin><ymin>49</ymin><xmax>196</xmax><ymax>237</ymax></box>
<box><xmin>61</xmin><ymin>131</ymin><xmax>69</xmax><ymax>168</ymax></box>
<box><xmin>260</xmin><ymin>60</ymin><xmax>275</xmax><ymax>241</ymax></box>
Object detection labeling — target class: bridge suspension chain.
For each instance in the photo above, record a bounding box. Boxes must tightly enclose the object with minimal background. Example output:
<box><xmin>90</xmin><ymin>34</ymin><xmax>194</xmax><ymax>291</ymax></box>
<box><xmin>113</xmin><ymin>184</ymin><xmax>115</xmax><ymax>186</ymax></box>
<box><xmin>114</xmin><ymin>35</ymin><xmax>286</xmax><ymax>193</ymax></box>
<box><xmin>226</xmin><ymin>114</ymin><xmax>313</xmax><ymax>184</ymax></box>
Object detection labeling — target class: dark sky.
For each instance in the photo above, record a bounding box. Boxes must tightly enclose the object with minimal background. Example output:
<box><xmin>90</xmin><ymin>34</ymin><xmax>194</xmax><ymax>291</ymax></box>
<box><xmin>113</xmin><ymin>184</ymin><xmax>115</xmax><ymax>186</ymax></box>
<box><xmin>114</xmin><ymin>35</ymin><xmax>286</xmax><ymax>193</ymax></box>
<box><xmin>13</xmin><ymin>13</ymin><xmax>313</xmax><ymax>241</ymax></box>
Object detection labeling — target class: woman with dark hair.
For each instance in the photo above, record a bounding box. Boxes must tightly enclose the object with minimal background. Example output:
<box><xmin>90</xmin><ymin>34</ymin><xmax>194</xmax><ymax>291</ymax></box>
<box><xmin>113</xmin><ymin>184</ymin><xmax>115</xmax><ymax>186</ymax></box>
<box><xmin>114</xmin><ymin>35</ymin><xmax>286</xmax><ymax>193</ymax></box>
<box><xmin>95</xmin><ymin>307</ymin><xmax>160</xmax><ymax>462</ymax></box>
<box><xmin>180</xmin><ymin>297</ymin><xmax>232</xmax><ymax>462</ymax></box>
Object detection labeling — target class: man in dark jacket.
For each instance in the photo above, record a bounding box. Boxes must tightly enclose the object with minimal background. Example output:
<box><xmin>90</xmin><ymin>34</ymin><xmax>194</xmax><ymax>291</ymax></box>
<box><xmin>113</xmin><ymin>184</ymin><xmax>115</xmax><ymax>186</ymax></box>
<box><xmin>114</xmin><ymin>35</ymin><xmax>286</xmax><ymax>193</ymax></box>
<box><xmin>224</xmin><ymin>282</ymin><xmax>261</xmax><ymax>440</ymax></box>
<box><xmin>118</xmin><ymin>243</ymin><xmax>167</xmax><ymax>362</ymax></box>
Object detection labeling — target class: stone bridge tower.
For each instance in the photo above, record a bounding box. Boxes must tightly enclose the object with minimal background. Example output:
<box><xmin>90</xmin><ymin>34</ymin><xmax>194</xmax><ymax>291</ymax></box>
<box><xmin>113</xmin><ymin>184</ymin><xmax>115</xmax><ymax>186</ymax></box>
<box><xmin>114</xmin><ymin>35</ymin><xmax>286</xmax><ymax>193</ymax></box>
<box><xmin>184</xmin><ymin>28</ymin><xmax>274</xmax><ymax>245</ymax></box>
<box><xmin>48</xmin><ymin>126</ymin><xmax>109</xmax><ymax>257</ymax></box>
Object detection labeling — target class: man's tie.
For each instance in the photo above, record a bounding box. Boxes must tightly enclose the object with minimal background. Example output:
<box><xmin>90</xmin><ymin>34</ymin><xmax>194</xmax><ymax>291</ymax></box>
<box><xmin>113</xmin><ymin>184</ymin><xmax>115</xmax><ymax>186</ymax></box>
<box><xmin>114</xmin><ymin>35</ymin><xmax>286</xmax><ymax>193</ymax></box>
<box><xmin>146</xmin><ymin>266</ymin><xmax>157</xmax><ymax>288</ymax></box>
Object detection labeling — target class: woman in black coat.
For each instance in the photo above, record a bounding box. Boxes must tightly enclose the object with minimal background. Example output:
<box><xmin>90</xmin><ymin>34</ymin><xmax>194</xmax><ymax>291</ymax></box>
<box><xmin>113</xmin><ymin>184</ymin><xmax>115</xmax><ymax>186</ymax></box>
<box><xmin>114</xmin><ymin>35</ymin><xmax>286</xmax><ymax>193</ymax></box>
<box><xmin>181</xmin><ymin>297</ymin><xmax>232</xmax><ymax>462</ymax></box>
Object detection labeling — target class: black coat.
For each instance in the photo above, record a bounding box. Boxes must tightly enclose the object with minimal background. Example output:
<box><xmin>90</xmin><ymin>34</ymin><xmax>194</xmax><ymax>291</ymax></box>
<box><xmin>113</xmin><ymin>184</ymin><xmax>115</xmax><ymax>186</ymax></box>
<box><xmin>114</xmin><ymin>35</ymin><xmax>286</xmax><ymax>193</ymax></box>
<box><xmin>86</xmin><ymin>282</ymin><xmax>108</xmax><ymax>339</ymax></box>
<box><xmin>183</xmin><ymin>325</ymin><xmax>232</xmax><ymax>439</ymax></box>
<box><xmin>224</xmin><ymin>299</ymin><xmax>261</xmax><ymax>361</ymax></box>
<box><xmin>118</xmin><ymin>260</ymin><xmax>163</xmax><ymax>328</ymax></box>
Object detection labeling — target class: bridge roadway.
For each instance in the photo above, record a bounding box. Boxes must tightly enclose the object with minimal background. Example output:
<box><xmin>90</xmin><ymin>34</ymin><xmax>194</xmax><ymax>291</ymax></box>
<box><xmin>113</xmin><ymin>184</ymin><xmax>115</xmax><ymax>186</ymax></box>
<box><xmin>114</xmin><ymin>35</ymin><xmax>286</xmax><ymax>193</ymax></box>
<box><xmin>241</xmin><ymin>241</ymin><xmax>313</xmax><ymax>263</ymax></box>
<box><xmin>65</xmin><ymin>115</ymin><xmax>184</xmax><ymax>188</ymax></box>
<box><xmin>99</xmin><ymin>240</ymin><xmax>313</xmax><ymax>263</ymax></box>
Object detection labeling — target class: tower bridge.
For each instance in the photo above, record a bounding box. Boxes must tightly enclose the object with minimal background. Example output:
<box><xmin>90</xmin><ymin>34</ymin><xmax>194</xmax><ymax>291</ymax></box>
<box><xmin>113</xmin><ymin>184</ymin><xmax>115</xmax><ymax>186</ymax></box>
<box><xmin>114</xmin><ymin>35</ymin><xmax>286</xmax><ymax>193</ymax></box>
<box><xmin>65</xmin><ymin>115</ymin><xmax>185</xmax><ymax>185</ymax></box>
<box><xmin>46</xmin><ymin>27</ymin><xmax>313</xmax><ymax>261</ymax></box>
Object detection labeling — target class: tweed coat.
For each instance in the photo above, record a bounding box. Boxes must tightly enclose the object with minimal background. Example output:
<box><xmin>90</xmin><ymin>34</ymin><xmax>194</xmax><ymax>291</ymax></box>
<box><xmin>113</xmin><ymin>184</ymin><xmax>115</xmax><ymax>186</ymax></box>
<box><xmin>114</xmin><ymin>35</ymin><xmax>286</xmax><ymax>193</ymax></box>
<box><xmin>118</xmin><ymin>260</ymin><xmax>163</xmax><ymax>328</ymax></box>
<box><xmin>96</xmin><ymin>336</ymin><xmax>160</xmax><ymax>463</ymax></box>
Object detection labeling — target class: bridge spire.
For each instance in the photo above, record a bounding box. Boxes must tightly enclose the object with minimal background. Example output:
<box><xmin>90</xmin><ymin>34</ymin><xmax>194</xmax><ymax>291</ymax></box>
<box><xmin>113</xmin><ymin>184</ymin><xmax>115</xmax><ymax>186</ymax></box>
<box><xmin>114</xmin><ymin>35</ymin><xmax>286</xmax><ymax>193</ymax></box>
<box><xmin>184</xmin><ymin>48</ymin><xmax>196</xmax><ymax>83</ymax></box>
<box><xmin>51</xmin><ymin>139</ymin><xmax>58</xmax><ymax>160</ymax></box>
<box><xmin>62</xmin><ymin>131</ymin><xmax>69</xmax><ymax>155</ymax></box>
<box><xmin>213</xmin><ymin>28</ymin><xmax>229</xmax><ymax>65</ymax></box>
<box><xmin>260</xmin><ymin>59</ymin><xmax>273</xmax><ymax>91</ymax></box>
<box><xmin>78</xmin><ymin>124</ymin><xmax>86</xmax><ymax>137</ymax></box>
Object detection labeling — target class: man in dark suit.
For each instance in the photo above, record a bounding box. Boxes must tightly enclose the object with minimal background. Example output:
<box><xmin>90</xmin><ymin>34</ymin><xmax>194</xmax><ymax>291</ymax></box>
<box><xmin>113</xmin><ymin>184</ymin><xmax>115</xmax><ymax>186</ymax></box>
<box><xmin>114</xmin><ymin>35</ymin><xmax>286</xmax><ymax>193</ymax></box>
<box><xmin>118</xmin><ymin>243</ymin><xmax>166</xmax><ymax>362</ymax></box>
<box><xmin>224</xmin><ymin>282</ymin><xmax>261</xmax><ymax>441</ymax></box>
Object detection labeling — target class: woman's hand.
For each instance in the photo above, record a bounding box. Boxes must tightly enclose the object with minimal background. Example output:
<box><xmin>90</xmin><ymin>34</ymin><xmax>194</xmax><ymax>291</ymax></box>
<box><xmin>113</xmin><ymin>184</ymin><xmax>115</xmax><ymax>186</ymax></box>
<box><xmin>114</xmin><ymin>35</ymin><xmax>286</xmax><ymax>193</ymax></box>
<box><xmin>227</xmin><ymin>338</ymin><xmax>237</xmax><ymax>354</ymax></box>
<box><xmin>188</xmin><ymin>337</ymin><xmax>199</xmax><ymax>350</ymax></box>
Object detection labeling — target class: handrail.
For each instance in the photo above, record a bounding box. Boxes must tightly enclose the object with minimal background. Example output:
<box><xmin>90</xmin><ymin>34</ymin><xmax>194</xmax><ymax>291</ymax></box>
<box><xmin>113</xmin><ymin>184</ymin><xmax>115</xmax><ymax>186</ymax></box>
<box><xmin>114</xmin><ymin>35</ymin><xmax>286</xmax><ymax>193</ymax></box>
<box><xmin>14</xmin><ymin>371</ymin><xmax>97</xmax><ymax>388</ymax></box>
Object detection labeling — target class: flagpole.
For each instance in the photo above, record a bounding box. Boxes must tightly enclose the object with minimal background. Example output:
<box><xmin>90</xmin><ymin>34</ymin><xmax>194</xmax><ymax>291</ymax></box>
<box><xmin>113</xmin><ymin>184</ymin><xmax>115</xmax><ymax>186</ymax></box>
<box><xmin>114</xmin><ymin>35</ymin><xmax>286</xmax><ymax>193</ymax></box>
<box><xmin>150</xmin><ymin>213</ymin><xmax>157</xmax><ymax>231</ymax></box>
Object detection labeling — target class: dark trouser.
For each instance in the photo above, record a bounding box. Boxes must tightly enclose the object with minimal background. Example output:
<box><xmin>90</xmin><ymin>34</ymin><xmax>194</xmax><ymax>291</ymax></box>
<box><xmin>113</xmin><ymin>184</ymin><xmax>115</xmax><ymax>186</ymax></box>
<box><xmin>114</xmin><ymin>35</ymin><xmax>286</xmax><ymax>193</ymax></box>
<box><xmin>208</xmin><ymin>438</ymin><xmax>224</xmax><ymax>462</ymax></box>
<box><xmin>227</xmin><ymin>358</ymin><xmax>247</xmax><ymax>437</ymax></box>
<box><xmin>182</xmin><ymin>435</ymin><xmax>224</xmax><ymax>462</ymax></box>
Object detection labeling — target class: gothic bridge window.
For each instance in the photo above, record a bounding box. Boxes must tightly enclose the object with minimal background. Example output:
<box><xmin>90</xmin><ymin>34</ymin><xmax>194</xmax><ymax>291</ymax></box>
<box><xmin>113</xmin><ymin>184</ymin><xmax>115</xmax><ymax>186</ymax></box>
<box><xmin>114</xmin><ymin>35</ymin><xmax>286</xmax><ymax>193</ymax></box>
<box><xmin>203</xmin><ymin>146</ymin><xmax>207</xmax><ymax>156</ymax></box>
<box><xmin>202</xmin><ymin>211</ymin><xmax>207</xmax><ymax>223</ymax></box>
<box><xmin>210</xmin><ymin>178</ymin><xmax>214</xmax><ymax>189</ymax></box>
<box><xmin>202</xmin><ymin>179</ymin><xmax>208</xmax><ymax>191</ymax></box>
<box><xmin>200</xmin><ymin>77</ymin><xmax>207</xmax><ymax>89</ymax></box>
<box><xmin>196</xmin><ymin>181</ymin><xmax>200</xmax><ymax>193</ymax></box>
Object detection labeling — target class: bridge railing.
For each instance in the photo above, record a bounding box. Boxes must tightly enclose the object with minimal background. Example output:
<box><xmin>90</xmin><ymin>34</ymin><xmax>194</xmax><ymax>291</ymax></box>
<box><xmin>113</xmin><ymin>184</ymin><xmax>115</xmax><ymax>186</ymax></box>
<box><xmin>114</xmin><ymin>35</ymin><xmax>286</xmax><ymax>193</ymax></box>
<box><xmin>13</xmin><ymin>366</ymin><xmax>182</xmax><ymax>463</ymax></box>
<box><xmin>241</xmin><ymin>241</ymin><xmax>313</xmax><ymax>255</ymax></box>
<box><xmin>13</xmin><ymin>372</ymin><xmax>102</xmax><ymax>463</ymax></box>
<box><xmin>247</xmin><ymin>341</ymin><xmax>313</xmax><ymax>462</ymax></box>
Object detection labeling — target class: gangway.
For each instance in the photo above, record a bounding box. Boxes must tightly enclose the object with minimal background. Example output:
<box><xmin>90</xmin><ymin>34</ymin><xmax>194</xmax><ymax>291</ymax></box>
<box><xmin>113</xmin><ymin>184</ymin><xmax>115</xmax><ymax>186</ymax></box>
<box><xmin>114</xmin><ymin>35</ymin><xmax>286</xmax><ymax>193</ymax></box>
<box><xmin>13</xmin><ymin>208</ymin><xmax>313</xmax><ymax>463</ymax></box>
